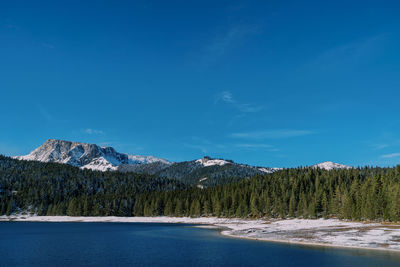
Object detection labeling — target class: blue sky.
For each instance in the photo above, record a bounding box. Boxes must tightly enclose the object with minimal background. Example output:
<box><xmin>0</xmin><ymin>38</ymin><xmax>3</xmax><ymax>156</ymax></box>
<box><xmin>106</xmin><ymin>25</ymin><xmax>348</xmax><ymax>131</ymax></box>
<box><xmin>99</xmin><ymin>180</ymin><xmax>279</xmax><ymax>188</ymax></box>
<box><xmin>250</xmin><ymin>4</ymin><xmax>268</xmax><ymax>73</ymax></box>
<box><xmin>1</xmin><ymin>0</ymin><xmax>400</xmax><ymax>167</ymax></box>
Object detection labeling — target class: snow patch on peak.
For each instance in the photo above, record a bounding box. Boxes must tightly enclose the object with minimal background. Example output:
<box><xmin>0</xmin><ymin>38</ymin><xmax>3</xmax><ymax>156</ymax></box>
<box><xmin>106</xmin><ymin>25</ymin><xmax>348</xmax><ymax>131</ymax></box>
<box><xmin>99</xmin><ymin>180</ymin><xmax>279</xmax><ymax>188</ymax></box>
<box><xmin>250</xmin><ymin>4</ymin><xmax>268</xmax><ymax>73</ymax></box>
<box><xmin>81</xmin><ymin>157</ymin><xmax>118</xmax><ymax>172</ymax></box>
<box><xmin>128</xmin><ymin>155</ymin><xmax>171</xmax><ymax>165</ymax></box>
<box><xmin>196</xmin><ymin>157</ymin><xmax>231</xmax><ymax>167</ymax></box>
<box><xmin>258</xmin><ymin>167</ymin><xmax>282</xmax><ymax>173</ymax></box>
<box><xmin>312</xmin><ymin>161</ymin><xmax>352</xmax><ymax>170</ymax></box>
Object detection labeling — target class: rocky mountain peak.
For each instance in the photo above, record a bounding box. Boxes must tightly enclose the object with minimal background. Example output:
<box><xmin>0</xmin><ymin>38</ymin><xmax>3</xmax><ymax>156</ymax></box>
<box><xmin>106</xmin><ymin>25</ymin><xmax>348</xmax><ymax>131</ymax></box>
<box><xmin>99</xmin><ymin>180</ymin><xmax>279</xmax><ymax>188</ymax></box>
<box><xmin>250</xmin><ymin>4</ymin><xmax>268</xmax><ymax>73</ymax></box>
<box><xmin>312</xmin><ymin>161</ymin><xmax>352</xmax><ymax>170</ymax></box>
<box><xmin>15</xmin><ymin>139</ymin><xmax>168</xmax><ymax>171</ymax></box>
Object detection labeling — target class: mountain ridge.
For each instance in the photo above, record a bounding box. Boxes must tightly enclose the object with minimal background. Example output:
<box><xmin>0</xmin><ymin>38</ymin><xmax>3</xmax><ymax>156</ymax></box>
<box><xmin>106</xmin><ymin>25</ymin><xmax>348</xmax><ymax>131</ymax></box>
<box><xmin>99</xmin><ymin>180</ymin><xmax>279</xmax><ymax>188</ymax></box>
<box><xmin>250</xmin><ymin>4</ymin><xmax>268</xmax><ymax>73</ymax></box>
<box><xmin>311</xmin><ymin>161</ymin><xmax>352</xmax><ymax>170</ymax></box>
<box><xmin>14</xmin><ymin>140</ymin><xmax>281</xmax><ymax>186</ymax></box>
<box><xmin>15</xmin><ymin>139</ymin><xmax>171</xmax><ymax>172</ymax></box>
<box><xmin>14</xmin><ymin>139</ymin><xmax>352</xmax><ymax>186</ymax></box>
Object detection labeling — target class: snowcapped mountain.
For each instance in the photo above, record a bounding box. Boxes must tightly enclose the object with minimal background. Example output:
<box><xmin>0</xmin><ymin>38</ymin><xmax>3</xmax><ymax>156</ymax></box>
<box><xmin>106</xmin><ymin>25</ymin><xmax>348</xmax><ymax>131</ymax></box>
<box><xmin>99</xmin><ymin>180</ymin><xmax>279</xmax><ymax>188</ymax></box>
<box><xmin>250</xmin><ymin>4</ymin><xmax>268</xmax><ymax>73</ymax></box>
<box><xmin>128</xmin><ymin>155</ymin><xmax>170</xmax><ymax>165</ymax></box>
<box><xmin>15</xmin><ymin>139</ymin><xmax>171</xmax><ymax>172</ymax></box>
<box><xmin>195</xmin><ymin>157</ymin><xmax>231</xmax><ymax>167</ymax></box>
<box><xmin>312</xmin><ymin>161</ymin><xmax>352</xmax><ymax>170</ymax></box>
<box><xmin>14</xmin><ymin>140</ymin><xmax>279</xmax><ymax>186</ymax></box>
<box><xmin>151</xmin><ymin>156</ymin><xmax>281</xmax><ymax>186</ymax></box>
<box><xmin>195</xmin><ymin>157</ymin><xmax>281</xmax><ymax>173</ymax></box>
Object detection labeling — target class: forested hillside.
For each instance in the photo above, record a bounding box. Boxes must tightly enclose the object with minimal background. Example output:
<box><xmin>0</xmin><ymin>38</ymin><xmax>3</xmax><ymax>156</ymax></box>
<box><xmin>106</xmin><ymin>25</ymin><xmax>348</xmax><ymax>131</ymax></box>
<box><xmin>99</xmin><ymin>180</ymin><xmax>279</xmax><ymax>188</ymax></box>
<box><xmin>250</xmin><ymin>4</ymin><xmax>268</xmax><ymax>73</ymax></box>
<box><xmin>0</xmin><ymin>156</ymin><xmax>185</xmax><ymax>216</ymax></box>
<box><xmin>138</xmin><ymin>167</ymin><xmax>400</xmax><ymax>221</ymax></box>
<box><xmin>2</xmin><ymin>155</ymin><xmax>400</xmax><ymax>221</ymax></box>
<box><xmin>119</xmin><ymin>157</ymin><xmax>275</xmax><ymax>187</ymax></box>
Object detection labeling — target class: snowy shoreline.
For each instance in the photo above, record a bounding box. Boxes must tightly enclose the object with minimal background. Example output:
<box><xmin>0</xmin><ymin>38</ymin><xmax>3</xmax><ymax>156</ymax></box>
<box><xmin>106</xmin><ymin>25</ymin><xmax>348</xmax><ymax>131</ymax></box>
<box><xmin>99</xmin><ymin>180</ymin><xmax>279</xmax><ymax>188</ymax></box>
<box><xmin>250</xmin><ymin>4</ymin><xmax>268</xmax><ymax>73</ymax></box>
<box><xmin>1</xmin><ymin>215</ymin><xmax>400</xmax><ymax>252</ymax></box>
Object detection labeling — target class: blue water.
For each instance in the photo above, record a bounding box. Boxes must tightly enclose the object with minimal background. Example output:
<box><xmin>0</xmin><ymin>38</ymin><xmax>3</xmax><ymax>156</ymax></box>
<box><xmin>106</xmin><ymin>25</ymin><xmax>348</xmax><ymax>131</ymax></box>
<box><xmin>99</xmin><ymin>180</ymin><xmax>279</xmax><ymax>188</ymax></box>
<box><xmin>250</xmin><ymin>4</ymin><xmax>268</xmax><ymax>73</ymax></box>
<box><xmin>0</xmin><ymin>222</ymin><xmax>400</xmax><ymax>266</ymax></box>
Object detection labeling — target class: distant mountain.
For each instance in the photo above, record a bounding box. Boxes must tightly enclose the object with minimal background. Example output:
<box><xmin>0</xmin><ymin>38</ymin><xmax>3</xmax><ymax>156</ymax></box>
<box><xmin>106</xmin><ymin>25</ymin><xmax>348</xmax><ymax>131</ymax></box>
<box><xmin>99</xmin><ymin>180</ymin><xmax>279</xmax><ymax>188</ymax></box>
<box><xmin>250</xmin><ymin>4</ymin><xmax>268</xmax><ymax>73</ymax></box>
<box><xmin>312</xmin><ymin>161</ymin><xmax>352</xmax><ymax>170</ymax></box>
<box><xmin>15</xmin><ymin>139</ymin><xmax>170</xmax><ymax>172</ymax></box>
<box><xmin>149</xmin><ymin>156</ymin><xmax>281</xmax><ymax>187</ymax></box>
<box><xmin>127</xmin><ymin>154</ymin><xmax>170</xmax><ymax>165</ymax></box>
<box><xmin>14</xmin><ymin>140</ymin><xmax>281</xmax><ymax>186</ymax></box>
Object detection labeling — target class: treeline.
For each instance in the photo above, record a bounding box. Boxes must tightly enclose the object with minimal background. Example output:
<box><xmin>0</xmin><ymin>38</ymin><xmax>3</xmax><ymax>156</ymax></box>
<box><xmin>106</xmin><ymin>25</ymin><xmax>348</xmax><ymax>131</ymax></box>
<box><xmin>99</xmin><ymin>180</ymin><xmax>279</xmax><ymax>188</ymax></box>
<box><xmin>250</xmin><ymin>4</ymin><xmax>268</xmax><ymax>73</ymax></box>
<box><xmin>0</xmin><ymin>156</ymin><xmax>186</xmax><ymax>216</ymax></box>
<box><xmin>136</xmin><ymin>167</ymin><xmax>400</xmax><ymax>221</ymax></box>
<box><xmin>2</xmin><ymin>155</ymin><xmax>400</xmax><ymax>221</ymax></box>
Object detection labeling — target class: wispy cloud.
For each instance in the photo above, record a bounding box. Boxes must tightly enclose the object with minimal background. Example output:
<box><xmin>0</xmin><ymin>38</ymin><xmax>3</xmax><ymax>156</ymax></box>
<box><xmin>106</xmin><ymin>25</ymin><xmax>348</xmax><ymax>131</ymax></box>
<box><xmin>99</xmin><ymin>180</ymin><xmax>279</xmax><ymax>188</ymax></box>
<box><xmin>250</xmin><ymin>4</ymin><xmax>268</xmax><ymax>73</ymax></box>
<box><xmin>207</xmin><ymin>24</ymin><xmax>259</xmax><ymax>56</ymax></box>
<box><xmin>85</xmin><ymin>128</ymin><xmax>105</xmax><ymax>135</ymax></box>
<box><xmin>219</xmin><ymin>91</ymin><xmax>235</xmax><ymax>103</ymax></box>
<box><xmin>381</xmin><ymin>153</ymin><xmax>400</xmax><ymax>159</ymax></box>
<box><xmin>235</xmin><ymin>143</ymin><xmax>273</xmax><ymax>148</ymax></box>
<box><xmin>371</xmin><ymin>144</ymin><xmax>389</xmax><ymax>150</ymax></box>
<box><xmin>202</xmin><ymin>23</ymin><xmax>261</xmax><ymax>66</ymax></box>
<box><xmin>37</xmin><ymin>104</ymin><xmax>53</xmax><ymax>122</ymax></box>
<box><xmin>36</xmin><ymin>104</ymin><xmax>69</xmax><ymax>123</ymax></box>
<box><xmin>235</xmin><ymin>143</ymin><xmax>279</xmax><ymax>152</ymax></box>
<box><xmin>307</xmin><ymin>34</ymin><xmax>387</xmax><ymax>72</ymax></box>
<box><xmin>215</xmin><ymin>91</ymin><xmax>263</xmax><ymax>113</ymax></box>
<box><xmin>183</xmin><ymin>136</ymin><xmax>227</xmax><ymax>154</ymax></box>
<box><xmin>239</xmin><ymin>104</ymin><xmax>263</xmax><ymax>113</ymax></box>
<box><xmin>183</xmin><ymin>137</ymin><xmax>281</xmax><ymax>156</ymax></box>
<box><xmin>230</xmin><ymin>129</ymin><xmax>313</xmax><ymax>139</ymax></box>
<box><xmin>367</xmin><ymin>132</ymin><xmax>400</xmax><ymax>151</ymax></box>
<box><xmin>183</xmin><ymin>137</ymin><xmax>211</xmax><ymax>154</ymax></box>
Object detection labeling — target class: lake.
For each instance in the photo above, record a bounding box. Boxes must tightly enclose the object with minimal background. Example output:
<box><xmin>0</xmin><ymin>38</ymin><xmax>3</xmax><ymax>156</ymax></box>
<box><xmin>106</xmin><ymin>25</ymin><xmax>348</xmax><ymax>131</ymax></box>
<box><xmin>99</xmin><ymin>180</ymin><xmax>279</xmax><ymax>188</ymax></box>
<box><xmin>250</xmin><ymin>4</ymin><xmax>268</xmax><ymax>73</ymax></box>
<box><xmin>0</xmin><ymin>222</ymin><xmax>399</xmax><ymax>266</ymax></box>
